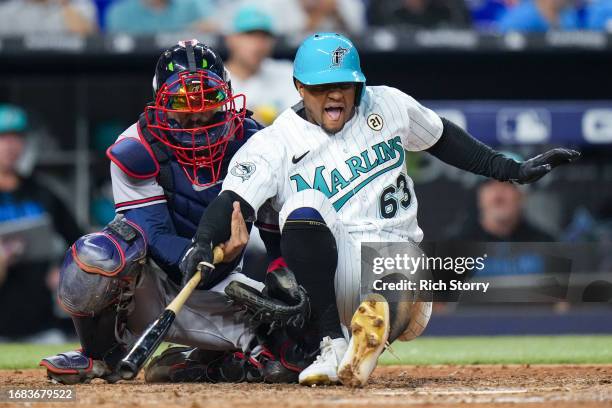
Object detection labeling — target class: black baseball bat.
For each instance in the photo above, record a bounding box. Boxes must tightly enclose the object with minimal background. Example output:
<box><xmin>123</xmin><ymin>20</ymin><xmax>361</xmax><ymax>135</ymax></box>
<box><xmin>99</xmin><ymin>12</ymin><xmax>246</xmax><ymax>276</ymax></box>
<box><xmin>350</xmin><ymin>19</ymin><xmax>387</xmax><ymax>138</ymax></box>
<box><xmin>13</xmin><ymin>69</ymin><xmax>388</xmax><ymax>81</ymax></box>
<box><xmin>118</xmin><ymin>247</ymin><xmax>224</xmax><ymax>380</ymax></box>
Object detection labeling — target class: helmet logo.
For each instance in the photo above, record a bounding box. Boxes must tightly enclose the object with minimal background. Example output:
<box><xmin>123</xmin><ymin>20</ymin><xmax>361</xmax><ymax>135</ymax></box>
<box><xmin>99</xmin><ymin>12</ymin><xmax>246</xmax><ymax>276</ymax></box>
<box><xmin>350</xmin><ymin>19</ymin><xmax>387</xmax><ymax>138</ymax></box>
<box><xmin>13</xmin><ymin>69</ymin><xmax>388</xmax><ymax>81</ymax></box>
<box><xmin>230</xmin><ymin>162</ymin><xmax>256</xmax><ymax>181</ymax></box>
<box><xmin>367</xmin><ymin>114</ymin><xmax>384</xmax><ymax>131</ymax></box>
<box><xmin>331</xmin><ymin>46</ymin><xmax>348</xmax><ymax>68</ymax></box>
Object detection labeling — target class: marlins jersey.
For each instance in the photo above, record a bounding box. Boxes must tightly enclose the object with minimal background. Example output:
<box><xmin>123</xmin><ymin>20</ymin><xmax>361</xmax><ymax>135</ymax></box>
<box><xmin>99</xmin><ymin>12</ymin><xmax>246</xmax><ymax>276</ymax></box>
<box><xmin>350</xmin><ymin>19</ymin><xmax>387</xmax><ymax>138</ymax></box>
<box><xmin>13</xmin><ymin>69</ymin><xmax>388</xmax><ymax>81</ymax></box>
<box><xmin>222</xmin><ymin>86</ymin><xmax>443</xmax><ymax>243</ymax></box>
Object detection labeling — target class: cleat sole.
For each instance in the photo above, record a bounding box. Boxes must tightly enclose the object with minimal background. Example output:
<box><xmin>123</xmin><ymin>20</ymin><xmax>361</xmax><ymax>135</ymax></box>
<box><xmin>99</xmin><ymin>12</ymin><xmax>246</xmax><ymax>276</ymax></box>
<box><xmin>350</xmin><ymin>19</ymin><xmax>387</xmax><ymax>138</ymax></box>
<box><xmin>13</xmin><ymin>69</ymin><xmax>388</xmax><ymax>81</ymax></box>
<box><xmin>338</xmin><ymin>294</ymin><xmax>390</xmax><ymax>388</ymax></box>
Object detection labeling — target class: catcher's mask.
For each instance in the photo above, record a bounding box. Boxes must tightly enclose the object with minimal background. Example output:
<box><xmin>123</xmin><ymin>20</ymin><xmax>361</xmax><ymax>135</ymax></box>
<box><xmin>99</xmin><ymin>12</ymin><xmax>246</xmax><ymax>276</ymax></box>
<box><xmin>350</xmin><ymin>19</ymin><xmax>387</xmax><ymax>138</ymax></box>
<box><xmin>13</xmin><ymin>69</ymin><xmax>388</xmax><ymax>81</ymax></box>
<box><xmin>145</xmin><ymin>70</ymin><xmax>246</xmax><ymax>187</ymax></box>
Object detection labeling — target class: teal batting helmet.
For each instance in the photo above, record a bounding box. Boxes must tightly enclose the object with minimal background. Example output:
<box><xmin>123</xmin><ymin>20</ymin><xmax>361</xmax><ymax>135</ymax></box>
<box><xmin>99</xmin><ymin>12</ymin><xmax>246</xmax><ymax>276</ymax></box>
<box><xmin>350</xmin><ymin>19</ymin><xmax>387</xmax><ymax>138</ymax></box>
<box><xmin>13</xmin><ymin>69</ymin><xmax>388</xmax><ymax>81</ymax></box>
<box><xmin>293</xmin><ymin>33</ymin><xmax>366</xmax><ymax>105</ymax></box>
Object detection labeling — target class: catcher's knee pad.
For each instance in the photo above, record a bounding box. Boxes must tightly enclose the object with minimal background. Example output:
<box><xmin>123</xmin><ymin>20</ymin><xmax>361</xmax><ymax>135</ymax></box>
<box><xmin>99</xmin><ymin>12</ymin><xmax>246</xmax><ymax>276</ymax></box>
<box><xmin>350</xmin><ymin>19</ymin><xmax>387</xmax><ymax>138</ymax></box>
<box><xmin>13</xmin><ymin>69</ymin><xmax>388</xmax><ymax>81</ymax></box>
<box><xmin>58</xmin><ymin>216</ymin><xmax>147</xmax><ymax>317</ymax></box>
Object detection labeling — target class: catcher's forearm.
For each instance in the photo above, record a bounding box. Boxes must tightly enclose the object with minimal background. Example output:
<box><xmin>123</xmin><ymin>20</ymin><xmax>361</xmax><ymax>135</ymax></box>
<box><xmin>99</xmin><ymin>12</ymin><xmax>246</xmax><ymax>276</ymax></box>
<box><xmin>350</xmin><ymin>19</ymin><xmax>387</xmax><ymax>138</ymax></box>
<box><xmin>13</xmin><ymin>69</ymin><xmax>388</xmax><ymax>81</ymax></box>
<box><xmin>426</xmin><ymin>118</ymin><xmax>521</xmax><ymax>181</ymax></box>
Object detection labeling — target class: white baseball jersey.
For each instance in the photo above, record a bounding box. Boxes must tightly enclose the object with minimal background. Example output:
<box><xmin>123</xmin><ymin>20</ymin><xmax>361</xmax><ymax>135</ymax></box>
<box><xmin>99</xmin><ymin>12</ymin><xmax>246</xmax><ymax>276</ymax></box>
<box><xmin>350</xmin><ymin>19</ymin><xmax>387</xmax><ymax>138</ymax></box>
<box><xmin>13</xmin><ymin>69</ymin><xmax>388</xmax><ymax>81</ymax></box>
<box><xmin>222</xmin><ymin>86</ymin><xmax>443</xmax><ymax>243</ymax></box>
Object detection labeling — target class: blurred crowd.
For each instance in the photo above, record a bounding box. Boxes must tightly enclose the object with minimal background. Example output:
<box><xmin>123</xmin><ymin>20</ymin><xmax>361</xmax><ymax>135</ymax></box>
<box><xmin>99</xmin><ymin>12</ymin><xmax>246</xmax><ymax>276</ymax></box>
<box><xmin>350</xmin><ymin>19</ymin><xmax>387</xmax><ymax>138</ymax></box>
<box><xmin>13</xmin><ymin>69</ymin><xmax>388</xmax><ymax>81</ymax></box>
<box><xmin>0</xmin><ymin>105</ymin><xmax>82</xmax><ymax>342</ymax></box>
<box><xmin>0</xmin><ymin>0</ymin><xmax>612</xmax><ymax>37</ymax></box>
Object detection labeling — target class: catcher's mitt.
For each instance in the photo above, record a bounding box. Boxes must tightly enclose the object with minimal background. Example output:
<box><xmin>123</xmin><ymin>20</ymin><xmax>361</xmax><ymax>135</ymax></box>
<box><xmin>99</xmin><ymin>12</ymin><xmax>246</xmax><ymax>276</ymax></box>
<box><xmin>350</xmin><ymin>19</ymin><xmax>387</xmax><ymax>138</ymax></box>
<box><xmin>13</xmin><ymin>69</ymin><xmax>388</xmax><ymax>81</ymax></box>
<box><xmin>224</xmin><ymin>267</ymin><xmax>309</xmax><ymax>330</ymax></box>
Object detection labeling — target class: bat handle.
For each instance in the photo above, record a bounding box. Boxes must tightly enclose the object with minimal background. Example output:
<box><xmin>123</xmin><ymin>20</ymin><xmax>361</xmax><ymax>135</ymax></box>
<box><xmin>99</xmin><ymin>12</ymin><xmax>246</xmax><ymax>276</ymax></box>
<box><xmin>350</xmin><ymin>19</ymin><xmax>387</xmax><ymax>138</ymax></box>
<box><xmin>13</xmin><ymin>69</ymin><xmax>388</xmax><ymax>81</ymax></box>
<box><xmin>212</xmin><ymin>246</ymin><xmax>224</xmax><ymax>264</ymax></box>
<box><xmin>165</xmin><ymin>246</ymin><xmax>224</xmax><ymax>314</ymax></box>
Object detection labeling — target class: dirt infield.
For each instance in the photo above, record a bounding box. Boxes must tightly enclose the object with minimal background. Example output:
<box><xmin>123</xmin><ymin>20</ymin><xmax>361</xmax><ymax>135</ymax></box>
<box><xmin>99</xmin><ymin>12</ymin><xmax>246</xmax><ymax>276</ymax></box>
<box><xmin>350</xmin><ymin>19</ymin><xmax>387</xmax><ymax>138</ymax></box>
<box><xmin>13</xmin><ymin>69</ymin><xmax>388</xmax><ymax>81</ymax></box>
<box><xmin>1</xmin><ymin>365</ymin><xmax>611</xmax><ymax>407</ymax></box>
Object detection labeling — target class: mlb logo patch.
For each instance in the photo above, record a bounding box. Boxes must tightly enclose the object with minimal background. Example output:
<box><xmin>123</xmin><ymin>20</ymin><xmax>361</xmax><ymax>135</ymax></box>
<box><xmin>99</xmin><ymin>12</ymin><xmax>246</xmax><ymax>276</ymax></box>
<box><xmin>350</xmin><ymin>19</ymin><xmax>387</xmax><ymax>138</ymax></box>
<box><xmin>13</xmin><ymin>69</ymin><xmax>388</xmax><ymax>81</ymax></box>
<box><xmin>497</xmin><ymin>108</ymin><xmax>551</xmax><ymax>144</ymax></box>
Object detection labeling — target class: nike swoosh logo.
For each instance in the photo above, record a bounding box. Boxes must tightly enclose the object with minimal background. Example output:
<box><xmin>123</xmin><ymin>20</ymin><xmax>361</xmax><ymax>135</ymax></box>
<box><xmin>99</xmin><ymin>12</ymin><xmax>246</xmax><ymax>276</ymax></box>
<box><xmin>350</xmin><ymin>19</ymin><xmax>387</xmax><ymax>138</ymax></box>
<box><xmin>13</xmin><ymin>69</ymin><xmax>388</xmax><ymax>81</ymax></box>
<box><xmin>292</xmin><ymin>151</ymin><xmax>310</xmax><ymax>164</ymax></box>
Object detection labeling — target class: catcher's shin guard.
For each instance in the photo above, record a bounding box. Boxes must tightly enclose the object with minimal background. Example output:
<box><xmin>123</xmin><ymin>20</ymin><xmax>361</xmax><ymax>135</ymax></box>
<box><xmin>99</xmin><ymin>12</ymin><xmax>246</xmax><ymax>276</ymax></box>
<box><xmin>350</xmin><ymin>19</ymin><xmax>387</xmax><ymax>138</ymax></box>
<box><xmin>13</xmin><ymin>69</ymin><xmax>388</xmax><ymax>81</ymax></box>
<box><xmin>46</xmin><ymin>216</ymin><xmax>146</xmax><ymax>384</ymax></box>
<box><xmin>40</xmin><ymin>310</ymin><xmax>128</xmax><ymax>384</ymax></box>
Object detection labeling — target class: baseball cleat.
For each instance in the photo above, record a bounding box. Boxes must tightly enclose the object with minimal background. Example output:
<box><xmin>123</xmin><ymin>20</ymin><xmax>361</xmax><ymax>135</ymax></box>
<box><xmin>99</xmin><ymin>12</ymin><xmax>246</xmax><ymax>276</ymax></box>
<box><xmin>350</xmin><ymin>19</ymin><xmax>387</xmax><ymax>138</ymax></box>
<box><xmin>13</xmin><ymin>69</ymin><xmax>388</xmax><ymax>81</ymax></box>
<box><xmin>298</xmin><ymin>336</ymin><xmax>348</xmax><ymax>386</ymax></box>
<box><xmin>338</xmin><ymin>295</ymin><xmax>390</xmax><ymax>387</ymax></box>
<box><xmin>145</xmin><ymin>345</ymin><xmax>275</xmax><ymax>383</ymax></box>
<box><xmin>40</xmin><ymin>350</ymin><xmax>114</xmax><ymax>385</ymax></box>
<box><xmin>145</xmin><ymin>346</ymin><xmax>225</xmax><ymax>383</ymax></box>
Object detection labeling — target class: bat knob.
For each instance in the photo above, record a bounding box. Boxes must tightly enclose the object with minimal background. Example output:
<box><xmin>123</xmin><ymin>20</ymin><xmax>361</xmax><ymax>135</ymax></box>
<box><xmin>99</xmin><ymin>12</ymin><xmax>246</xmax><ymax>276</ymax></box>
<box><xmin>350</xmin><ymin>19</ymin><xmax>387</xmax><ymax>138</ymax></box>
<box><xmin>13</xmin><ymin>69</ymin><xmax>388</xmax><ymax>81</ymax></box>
<box><xmin>118</xmin><ymin>360</ymin><xmax>139</xmax><ymax>380</ymax></box>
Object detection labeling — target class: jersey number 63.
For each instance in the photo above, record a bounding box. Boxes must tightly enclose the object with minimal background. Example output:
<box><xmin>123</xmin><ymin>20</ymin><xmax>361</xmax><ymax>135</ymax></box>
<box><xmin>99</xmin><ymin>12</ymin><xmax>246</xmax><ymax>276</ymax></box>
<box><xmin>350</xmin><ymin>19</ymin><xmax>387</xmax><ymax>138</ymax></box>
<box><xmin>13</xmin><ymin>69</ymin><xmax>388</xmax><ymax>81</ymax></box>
<box><xmin>379</xmin><ymin>173</ymin><xmax>412</xmax><ymax>219</ymax></box>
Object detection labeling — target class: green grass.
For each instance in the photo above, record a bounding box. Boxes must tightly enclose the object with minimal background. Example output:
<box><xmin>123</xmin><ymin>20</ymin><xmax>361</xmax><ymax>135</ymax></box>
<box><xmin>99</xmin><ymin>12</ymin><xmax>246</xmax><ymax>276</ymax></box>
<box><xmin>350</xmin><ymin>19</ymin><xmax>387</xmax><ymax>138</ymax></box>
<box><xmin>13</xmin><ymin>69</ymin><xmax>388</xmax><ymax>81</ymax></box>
<box><xmin>379</xmin><ymin>335</ymin><xmax>612</xmax><ymax>365</ymax></box>
<box><xmin>0</xmin><ymin>343</ymin><xmax>79</xmax><ymax>370</ymax></box>
<box><xmin>1</xmin><ymin>336</ymin><xmax>612</xmax><ymax>369</ymax></box>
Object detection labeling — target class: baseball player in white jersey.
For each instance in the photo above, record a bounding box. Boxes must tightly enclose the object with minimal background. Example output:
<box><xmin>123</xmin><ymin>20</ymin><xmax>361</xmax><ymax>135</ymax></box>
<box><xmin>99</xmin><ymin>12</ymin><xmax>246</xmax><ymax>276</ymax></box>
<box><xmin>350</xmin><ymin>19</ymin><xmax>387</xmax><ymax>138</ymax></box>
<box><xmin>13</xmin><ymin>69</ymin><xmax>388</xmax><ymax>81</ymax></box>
<box><xmin>180</xmin><ymin>33</ymin><xmax>580</xmax><ymax>387</ymax></box>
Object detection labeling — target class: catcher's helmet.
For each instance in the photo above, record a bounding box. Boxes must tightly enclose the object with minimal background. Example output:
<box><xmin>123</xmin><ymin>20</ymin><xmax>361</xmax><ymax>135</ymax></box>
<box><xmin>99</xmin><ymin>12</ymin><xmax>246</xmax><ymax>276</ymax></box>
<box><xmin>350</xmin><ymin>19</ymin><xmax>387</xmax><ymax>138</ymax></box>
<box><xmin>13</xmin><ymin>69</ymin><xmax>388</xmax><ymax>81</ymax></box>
<box><xmin>152</xmin><ymin>40</ymin><xmax>229</xmax><ymax>96</ymax></box>
<box><xmin>293</xmin><ymin>33</ymin><xmax>366</xmax><ymax>105</ymax></box>
<box><xmin>146</xmin><ymin>40</ymin><xmax>245</xmax><ymax>187</ymax></box>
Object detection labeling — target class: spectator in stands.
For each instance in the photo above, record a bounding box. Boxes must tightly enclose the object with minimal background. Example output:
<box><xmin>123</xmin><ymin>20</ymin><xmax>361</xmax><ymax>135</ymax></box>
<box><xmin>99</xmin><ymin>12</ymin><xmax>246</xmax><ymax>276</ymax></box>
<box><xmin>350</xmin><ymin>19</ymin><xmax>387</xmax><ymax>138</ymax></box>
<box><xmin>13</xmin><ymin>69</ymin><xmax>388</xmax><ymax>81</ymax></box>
<box><xmin>453</xmin><ymin>179</ymin><xmax>554</xmax><ymax>241</ymax></box>
<box><xmin>0</xmin><ymin>104</ymin><xmax>82</xmax><ymax>342</ymax></box>
<box><xmin>369</xmin><ymin>0</ymin><xmax>472</xmax><ymax>29</ymax></box>
<box><xmin>586</xmin><ymin>0</ymin><xmax>612</xmax><ymax>31</ymax></box>
<box><xmin>106</xmin><ymin>0</ymin><xmax>216</xmax><ymax>34</ymax></box>
<box><xmin>298</xmin><ymin>0</ymin><xmax>366</xmax><ymax>35</ymax></box>
<box><xmin>498</xmin><ymin>0</ymin><xmax>581</xmax><ymax>32</ymax></box>
<box><xmin>225</xmin><ymin>5</ymin><xmax>299</xmax><ymax>125</ymax></box>
<box><xmin>0</xmin><ymin>0</ymin><xmax>97</xmax><ymax>36</ymax></box>
<box><xmin>214</xmin><ymin>0</ymin><xmax>365</xmax><ymax>37</ymax></box>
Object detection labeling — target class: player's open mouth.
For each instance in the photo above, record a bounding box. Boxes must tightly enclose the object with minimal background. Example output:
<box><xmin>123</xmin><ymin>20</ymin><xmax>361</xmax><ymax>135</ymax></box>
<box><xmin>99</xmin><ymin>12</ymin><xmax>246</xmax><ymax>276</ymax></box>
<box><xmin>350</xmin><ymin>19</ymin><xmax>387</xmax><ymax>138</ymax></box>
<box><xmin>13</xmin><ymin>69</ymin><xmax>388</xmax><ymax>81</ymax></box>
<box><xmin>324</xmin><ymin>106</ymin><xmax>344</xmax><ymax>121</ymax></box>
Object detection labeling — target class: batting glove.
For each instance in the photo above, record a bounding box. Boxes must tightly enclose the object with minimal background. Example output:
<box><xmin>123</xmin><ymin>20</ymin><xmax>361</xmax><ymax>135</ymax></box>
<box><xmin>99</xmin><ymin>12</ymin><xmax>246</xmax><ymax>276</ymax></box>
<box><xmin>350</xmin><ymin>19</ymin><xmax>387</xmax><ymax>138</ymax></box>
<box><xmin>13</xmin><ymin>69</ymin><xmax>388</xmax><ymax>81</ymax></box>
<box><xmin>515</xmin><ymin>148</ymin><xmax>580</xmax><ymax>184</ymax></box>
<box><xmin>179</xmin><ymin>241</ymin><xmax>214</xmax><ymax>289</ymax></box>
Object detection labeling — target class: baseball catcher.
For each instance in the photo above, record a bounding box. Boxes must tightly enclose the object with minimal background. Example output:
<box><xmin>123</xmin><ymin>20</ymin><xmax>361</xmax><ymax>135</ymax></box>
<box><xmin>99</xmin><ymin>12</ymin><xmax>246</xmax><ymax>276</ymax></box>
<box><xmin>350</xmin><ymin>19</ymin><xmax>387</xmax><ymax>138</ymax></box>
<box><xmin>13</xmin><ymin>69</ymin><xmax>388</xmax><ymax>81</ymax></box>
<box><xmin>40</xmin><ymin>40</ymin><xmax>311</xmax><ymax>385</ymax></box>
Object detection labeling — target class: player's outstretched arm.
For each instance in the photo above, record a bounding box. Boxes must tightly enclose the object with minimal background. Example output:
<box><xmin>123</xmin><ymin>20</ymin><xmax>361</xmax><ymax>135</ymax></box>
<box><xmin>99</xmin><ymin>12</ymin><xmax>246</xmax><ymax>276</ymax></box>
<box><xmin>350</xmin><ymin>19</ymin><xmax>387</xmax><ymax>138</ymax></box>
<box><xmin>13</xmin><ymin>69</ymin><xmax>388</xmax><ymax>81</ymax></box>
<box><xmin>179</xmin><ymin>190</ymin><xmax>255</xmax><ymax>288</ymax></box>
<box><xmin>426</xmin><ymin>118</ymin><xmax>580</xmax><ymax>184</ymax></box>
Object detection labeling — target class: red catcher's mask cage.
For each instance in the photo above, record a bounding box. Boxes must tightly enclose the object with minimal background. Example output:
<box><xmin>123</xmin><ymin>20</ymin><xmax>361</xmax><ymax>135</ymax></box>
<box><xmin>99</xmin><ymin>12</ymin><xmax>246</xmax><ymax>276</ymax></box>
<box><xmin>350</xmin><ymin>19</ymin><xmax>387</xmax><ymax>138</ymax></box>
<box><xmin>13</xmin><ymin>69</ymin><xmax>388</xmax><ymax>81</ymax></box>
<box><xmin>145</xmin><ymin>70</ymin><xmax>246</xmax><ymax>187</ymax></box>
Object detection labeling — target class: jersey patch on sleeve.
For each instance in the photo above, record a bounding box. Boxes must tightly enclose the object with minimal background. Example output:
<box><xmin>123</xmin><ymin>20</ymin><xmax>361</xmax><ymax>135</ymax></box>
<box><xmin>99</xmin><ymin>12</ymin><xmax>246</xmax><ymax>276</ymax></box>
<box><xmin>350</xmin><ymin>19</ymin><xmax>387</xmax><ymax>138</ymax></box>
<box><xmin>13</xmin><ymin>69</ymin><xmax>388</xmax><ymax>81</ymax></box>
<box><xmin>107</xmin><ymin>137</ymin><xmax>159</xmax><ymax>179</ymax></box>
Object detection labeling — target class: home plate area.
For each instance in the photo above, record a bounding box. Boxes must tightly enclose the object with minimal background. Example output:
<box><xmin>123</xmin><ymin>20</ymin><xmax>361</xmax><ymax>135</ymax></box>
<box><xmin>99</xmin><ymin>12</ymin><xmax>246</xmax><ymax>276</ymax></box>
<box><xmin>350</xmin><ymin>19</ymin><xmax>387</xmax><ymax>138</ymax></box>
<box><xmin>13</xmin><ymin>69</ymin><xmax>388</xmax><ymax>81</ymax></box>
<box><xmin>1</xmin><ymin>365</ymin><xmax>611</xmax><ymax>408</ymax></box>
